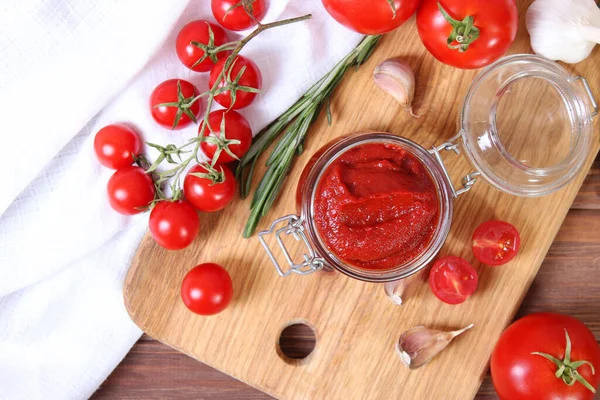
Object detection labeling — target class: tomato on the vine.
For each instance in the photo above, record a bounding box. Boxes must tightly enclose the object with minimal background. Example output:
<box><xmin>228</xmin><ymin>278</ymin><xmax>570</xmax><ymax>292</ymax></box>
<box><xmin>149</xmin><ymin>200</ymin><xmax>200</xmax><ymax>250</ymax></box>
<box><xmin>150</xmin><ymin>79</ymin><xmax>201</xmax><ymax>130</ymax></box>
<box><xmin>93</xmin><ymin>124</ymin><xmax>141</xmax><ymax>170</ymax></box>
<box><xmin>322</xmin><ymin>0</ymin><xmax>420</xmax><ymax>35</ymax></box>
<box><xmin>429</xmin><ymin>256</ymin><xmax>478</xmax><ymax>305</ymax></box>
<box><xmin>211</xmin><ymin>0</ymin><xmax>266</xmax><ymax>31</ymax></box>
<box><xmin>184</xmin><ymin>164</ymin><xmax>236</xmax><ymax>212</ymax></box>
<box><xmin>472</xmin><ymin>220</ymin><xmax>520</xmax><ymax>266</ymax></box>
<box><xmin>492</xmin><ymin>313</ymin><xmax>600</xmax><ymax>400</ymax></box>
<box><xmin>181</xmin><ymin>263</ymin><xmax>233</xmax><ymax>316</ymax></box>
<box><xmin>416</xmin><ymin>0</ymin><xmax>518</xmax><ymax>69</ymax></box>
<box><xmin>199</xmin><ymin>109</ymin><xmax>252</xmax><ymax>164</ymax></box>
<box><xmin>176</xmin><ymin>20</ymin><xmax>232</xmax><ymax>73</ymax></box>
<box><xmin>106</xmin><ymin>166</ymin><xmax>155</xmax><ymax>215</ymax></box>
<box><xmin>209</xmin><ymin>55</ymin><xmax>262</xmax><ymax>110</ymax></box>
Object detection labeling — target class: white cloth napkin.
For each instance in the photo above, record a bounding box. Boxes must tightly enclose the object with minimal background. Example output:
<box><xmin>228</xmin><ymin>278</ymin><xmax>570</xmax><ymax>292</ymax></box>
<box><xmin>0</xmin><ymin>0</ymin><xmax>362</xmax><ymax>399</ymax></box>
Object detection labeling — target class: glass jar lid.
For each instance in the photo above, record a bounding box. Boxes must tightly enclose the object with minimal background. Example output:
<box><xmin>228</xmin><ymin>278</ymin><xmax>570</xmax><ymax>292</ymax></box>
<box><xmin>459</xmin><ymin>54</ymin><xmax>597</xmax><ymax>197</ymax></box>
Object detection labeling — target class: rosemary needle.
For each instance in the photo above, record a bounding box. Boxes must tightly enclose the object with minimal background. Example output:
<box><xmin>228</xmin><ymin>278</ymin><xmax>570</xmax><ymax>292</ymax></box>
<box><xmin>237</xmin><ymin>35</ymin><xmax>382</xmax><ymax>238</ymax></box>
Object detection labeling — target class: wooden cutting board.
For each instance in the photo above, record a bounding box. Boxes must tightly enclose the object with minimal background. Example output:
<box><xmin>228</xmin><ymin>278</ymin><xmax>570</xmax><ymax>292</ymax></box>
<box><xmin>123</xmin><ymin>2</ymin><xmax>600</xmax><ymax>399</ymax></box>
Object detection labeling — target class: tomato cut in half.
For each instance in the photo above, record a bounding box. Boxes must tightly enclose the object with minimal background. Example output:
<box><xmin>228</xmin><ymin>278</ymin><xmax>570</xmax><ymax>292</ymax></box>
<box><xmin>472</xmin><ymin>220</ymin><xmax>520</xmax><ymax>266</ymax></box>
<box><xmin>429</xmin><ymin>256</ymin><xmax>478</xmax><ymax>305</ymax></box>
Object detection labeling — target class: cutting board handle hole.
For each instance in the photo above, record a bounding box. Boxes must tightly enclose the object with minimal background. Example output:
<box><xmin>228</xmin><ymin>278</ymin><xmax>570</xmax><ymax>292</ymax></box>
<box><xmin>276</xmin><ymin>321</ymin><xmax>316</xmax><ymax>365</ymax></box>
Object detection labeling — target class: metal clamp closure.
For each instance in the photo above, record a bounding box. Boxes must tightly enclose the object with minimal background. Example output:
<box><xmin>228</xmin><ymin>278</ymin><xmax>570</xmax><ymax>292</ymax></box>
<box><xmin>258</xmin><ymin>214</ymin><xmax>325</xmax><ymax>277</ymax></box>
<box><xmin>572</xmin><ymin>76</ymin><xmax>598</xmax><ymax>119</ymax></box>
<box><xmin>430</xmin><ymin>142</ymin><xmax>480</xmax><ymax>198</ymax></box>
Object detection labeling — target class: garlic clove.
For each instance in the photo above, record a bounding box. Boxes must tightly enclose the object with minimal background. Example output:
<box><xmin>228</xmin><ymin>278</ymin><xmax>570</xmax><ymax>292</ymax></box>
<box><xmin>384</xmin><ymin>275</ymin><xmax>419</xmax><ymax>306</ymax></box>
<box><xmin>396</xmin><ymin>324</ymin><xmax>474</xmax><ymax>369</ymax></box>
<box><xmin>373</xmin><ymin>58</ymin><xmax>419</xmax><ymax>117</ymax></box>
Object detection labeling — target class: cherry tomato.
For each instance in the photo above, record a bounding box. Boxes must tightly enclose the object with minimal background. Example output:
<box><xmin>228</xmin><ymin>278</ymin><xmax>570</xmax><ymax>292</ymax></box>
<box><xmin>199</xmin><ymin>109</ymin><xmax>252</xmax><ymax>164</ymax></box>
<box><xmin>472</xmin><ymin>220</ymin><xmax>520</xmax><ymax>266</ymax></box>
<box><xmin>149</xmin><ymin>200</ymin><xmax>200</xmax><ymax>250</ymax></box>
<box><xmin>93</xmin><ymin>124</ymin><xmax>142</xmax><ymax>170</ymax></box>
<box><xmin>209</xmin><ymin>55</ymin><xmax>262</xmax><ymax>110</ymax></box>
<box><xmin>322</xmin><ymin>0</ymin><xmax>420</xmax><ymax>34</ymax></box>
<box><xmin>491</xmin><ymin>313</ymin><xmax>600</xmax><ymax>400</ymax></box>
<box><xmin>106</xmin><ymin>166</ymin><xmax>155</xmax><ymax>215</ymax></box>
<box><xmin>211</xmin><ymin>0</ymin><xmax>266</xmax><ymax>31</ymax></box>
<box><xmin>176</xmin><ymin>20</ymin><xmax>231</xmax><ymax>73</ymax></box>
<box><xmin>429</xmin><ymin>256</ymin><xmax>478</xmax><ymax>305</ymax></box>
<box><xmin>149</xmin><ymin>79</ymin><xmax>201</xmax><ymax>130</ymax></box>
<box><xmin>184</xmin><ymin>164</ymin><xmax>236</xmax><ymax>212</ymax></box>
<box><xmin>181</xmin><ymin>263</ymin><xmax>233</xmax><ymax>316</ymax></box>
<box><xmin>416</xmin><ymin>0</ymin><xmax>518</xmax><ymax>69</ymax></box>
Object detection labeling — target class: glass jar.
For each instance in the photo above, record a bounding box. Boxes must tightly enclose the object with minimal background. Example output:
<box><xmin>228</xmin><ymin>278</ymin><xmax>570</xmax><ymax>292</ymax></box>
<box><xmin>259</xmin><ymin>54</ymin><xmax>598</xmax><ymax>283</ymax></box>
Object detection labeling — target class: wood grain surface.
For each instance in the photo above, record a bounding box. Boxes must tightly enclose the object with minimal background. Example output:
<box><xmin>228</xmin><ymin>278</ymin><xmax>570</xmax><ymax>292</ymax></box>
<box><xmin>117</xmin><ymin>2</ymin><xmax>600</xmax><ymax>399</ymax></box>
<box><xmin>96</xmin><ymin>157</ymin><xmax>600</xmax><ymax>399</ymax></box>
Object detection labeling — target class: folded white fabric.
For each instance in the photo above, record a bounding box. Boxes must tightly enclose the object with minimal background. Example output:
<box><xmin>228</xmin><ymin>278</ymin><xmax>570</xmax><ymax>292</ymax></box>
<box><xmin>0</xmin><ymin>0</ymin><xmax>362</xmax><ymax>399</ymax></box>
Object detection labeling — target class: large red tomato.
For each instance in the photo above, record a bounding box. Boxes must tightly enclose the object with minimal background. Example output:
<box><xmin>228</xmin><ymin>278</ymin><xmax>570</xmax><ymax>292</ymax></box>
<box><xmin>491</xmin><ymin>313</ymin><xmax>600</xmax><ymax>400</ymax></box>
<box><xmin>199</xmin><ymin>109</ymin><xmax>252</xmax><ymax>164</ymax></box>
<box><xmin>208</xmin><ymin>55</ymin><xmax>262</xmax><ymax>110</ymax></box>
<box><xmin>106</xmin><ymin>166</ymin><xmax>155</xmax><ymax>215</ymax></box>
<box><xmin>149</xmin><ymin>79</ymin><xmax>201</xmax><ymax>130</ymax></box>
<box><xmin>93</xmin><ymin>124</ymin><xmax>141</xmax><ymax>170</ymax></box>
<box><xmin>322</xmin><ymin>0</ymin><xmax>420</xmax><ymax>35</ymax></box>
<box><xmin>181</xmin><ymin>263</ymin><xmax>233</xmax><ymax>316</ymax></box>
<box><xmin>416</xmin><ymin>0</ymin><xmax>518</xmax><ymax>69</ymax></box>
<box><xmin>149</xmin><ymin>200</ymin><xmax>200</xmax><ymax>250</ymax></box>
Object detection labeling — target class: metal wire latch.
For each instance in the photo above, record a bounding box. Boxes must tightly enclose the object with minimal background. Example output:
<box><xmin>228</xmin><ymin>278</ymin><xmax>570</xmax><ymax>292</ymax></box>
<box><xmin>258</xmin><ymin>215</ymin><xmax>325</xmax><ymax>277</ymax></box>
<box><xmin>430</xmin><ymin>142</ymin><xmax>480</xmax><ymax>198</ymax></box>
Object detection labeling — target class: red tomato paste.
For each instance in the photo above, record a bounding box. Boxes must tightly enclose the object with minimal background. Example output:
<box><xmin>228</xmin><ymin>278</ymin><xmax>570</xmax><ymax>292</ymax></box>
<box><xmin>314</xmin><ymin>143</ymin><xmax>439</xmax><ymax>270</ymax></box>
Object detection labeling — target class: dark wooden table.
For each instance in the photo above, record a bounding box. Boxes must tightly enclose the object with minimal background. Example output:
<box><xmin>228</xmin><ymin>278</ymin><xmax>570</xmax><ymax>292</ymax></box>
<box><xmin>94</xmin><ymin>156</ymin><xmax>600</xmax><ymax>400</ymax></box>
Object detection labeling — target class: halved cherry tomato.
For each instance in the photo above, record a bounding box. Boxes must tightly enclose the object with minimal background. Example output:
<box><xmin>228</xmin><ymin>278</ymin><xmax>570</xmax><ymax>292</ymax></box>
<box><xmin>472</xmin><ymin>220</ymin><xmax>520</xmax><ymax>266</ymax></box>
<box><xmin>211</xmin><ymin>0</ymin><xmax>266</xmax><ymax>31</ymax></box>
<box><xmin>176</xmin><ymin>20</ymin><xmax>231</xmax><ymax>73</ymax></box>
<box><xmin>106</xmin><ymin>166</ymin><xmax>155</xmax><ymax>215</ymax></box>
<box><xmin>209</xmin><ymin>55</ymin><xmax>262</xmax><ymax>110</ymax></box>
<box><xmin>149</xmin><ymin>79</ymin><xmax>201</xmax><ymax>130</ymax></box>
<box><xmin>93</xmin><ymin>124</ymin><xmax>141</xmax><ymax>170</ymax></box>
<box><xmin>181</xmin><ymin>263</ymin><xmax>233</xmax><ymax>316</ymax></box>
<box><xmin>149</xmin><ymin>200</ymin><xmax>200</xmax><ymax>250</ymax></box>
<box><xmin>429</xmin><ymin>256</ymin><xmax>478</xmax><ymax>305</ymax></box>
<box><xmin>184</xmin><ymin>164</ymin><xmax>236</xmax><ymax>212</ymax></box>
<box><xmin>199</xmin><ymin>109</ymin><xmax>252</xmax><ymax>164</ymax></box>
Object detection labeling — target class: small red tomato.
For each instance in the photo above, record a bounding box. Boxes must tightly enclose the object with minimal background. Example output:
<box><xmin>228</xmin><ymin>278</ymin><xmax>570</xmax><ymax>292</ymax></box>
<box><xmin>472</xmin><ymin>220</ymin><xmax>520</xmax><ymax>266</ymax></box>
<box><xmin>181</xmin><ymin>263</ymin><xmax>233</xmax><ymax>316</ymax></box>
<box><xmin>211</xmin><ymin>0</ymin><xmax>266</xmax><ymax>31</ymax></box>
<box><xmin>93</xmin><ymin>124</ymin><xmax>142</xmax><ymax>170</ymax></box>
<box><xmin>149</xmin><ymin>79</ymin><xmax>201</xmax><ymax>130</ymax></box>
<box><xmin>184</xmin><ymin>164</ymin><xmax>236</xmax><ymax>212</ymax></box>
<box><xmin>176</xmin><ymin>20</ymin><xmax>231</xmax><ymax>73</ymax></box>
<box><xmin>429</xmin><ymin>256</ymin><xmax>478</xmax><ymax>305</ymax></box>
<box><xmin>106</xmin><ymin>166</ymin><xmax>155</xmax><ymax>215</ymax></box>
<box><xmin>199</xmin><ymin>110</ymin><xmax>252</xmax><ymax>164</ymax></box>
<box><xmin>322</xmin><ymin>0</ymin><xmax>420</xmax><ymax>34</ymax></box>
<box><xmin>149</xmin><ymin>200</ymin><xmax>200</xmax><ymax>250</ymax></box>
<box><xmin>209</xmin><ymin>55</ymin><xmax>262</xmax><ymax>109</ymax></box>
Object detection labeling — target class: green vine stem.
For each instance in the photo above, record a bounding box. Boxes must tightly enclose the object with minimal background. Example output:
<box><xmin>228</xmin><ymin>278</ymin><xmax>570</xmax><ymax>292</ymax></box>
<box><xmin>146</xmin><ymin>14</ymin><xmax>312</xmax><ymax>197</ymax></box>
<box><xmin>237</xmin><ymin>35</ymin><xmax>382</xmax><ymax>238</ymax></box>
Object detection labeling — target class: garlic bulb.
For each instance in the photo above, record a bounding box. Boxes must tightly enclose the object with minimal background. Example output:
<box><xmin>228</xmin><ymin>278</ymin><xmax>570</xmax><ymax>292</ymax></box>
<box><xmin>526</xmin><ymin>0</ymin><xmax>600</xmax><ymax>63</ymax></box>
<box><xmin>396</xmin><ymin>324</ymin><xmax>474</xmax><ymax>369</ymax></box>
<box><xmin>373</xmin><ymin>58</ymin><xmax>419</xmax><ymax>117</ymax></box>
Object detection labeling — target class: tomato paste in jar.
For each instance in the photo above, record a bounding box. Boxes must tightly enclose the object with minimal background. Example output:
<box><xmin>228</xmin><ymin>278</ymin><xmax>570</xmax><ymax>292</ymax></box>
<box><xmin>313</xmin><ymin>142</ymin><xmax>439</xmax><ymax>270</ymax></box>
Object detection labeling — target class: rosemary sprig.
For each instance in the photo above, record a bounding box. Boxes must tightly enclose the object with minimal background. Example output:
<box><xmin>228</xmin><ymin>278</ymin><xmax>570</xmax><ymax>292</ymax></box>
<box><xmin>237</xmin><ymin>35</ymin><xmax>382</xmax><ymax>238</ymax></box>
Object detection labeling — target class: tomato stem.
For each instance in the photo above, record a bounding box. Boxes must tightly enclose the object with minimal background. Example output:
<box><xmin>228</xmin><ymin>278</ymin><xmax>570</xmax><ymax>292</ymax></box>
<box><xmin>385</xmin><ymin>0</ymin><xmax>397</xmax><ymax>19</ymax></box>
<box><xmin>531</xmin><ymin>330</ymin><xmax>597</xmax><ymax>394</ymax></box>
<box><xmin>437</xmin><ymin>2</ymin><xmax>480</xmax><ymax>52</ymax></box>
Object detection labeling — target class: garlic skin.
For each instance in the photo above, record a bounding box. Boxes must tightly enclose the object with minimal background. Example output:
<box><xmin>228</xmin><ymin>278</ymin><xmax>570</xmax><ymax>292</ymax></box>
<box><xmin>526</xmin><ymin>0</ymin><xmax>600</xmax><ymax>64</ymax></box>
<box><xmin>396</xmin><ymin>324</ymin><xmax>474</xmax><ymax>369</ymax></box>
<box><xmin>373</xmin><ymin>58</ymin><xmax>418</xmax><ymax>117</ymax></box>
